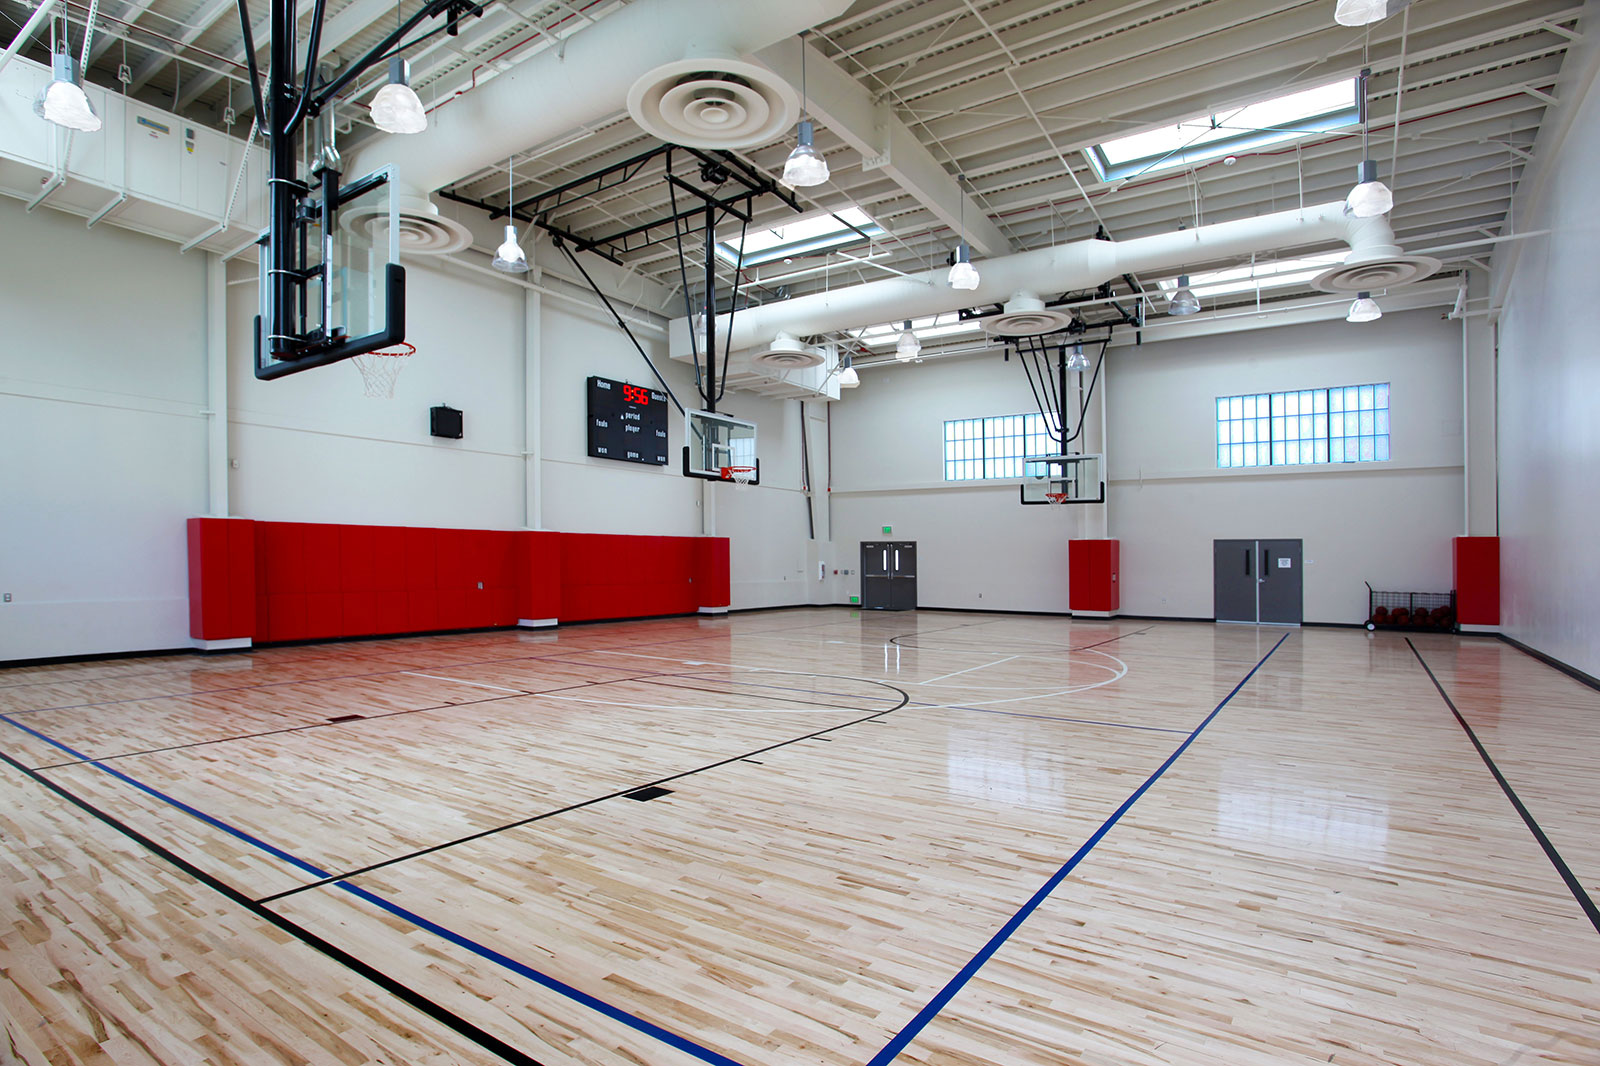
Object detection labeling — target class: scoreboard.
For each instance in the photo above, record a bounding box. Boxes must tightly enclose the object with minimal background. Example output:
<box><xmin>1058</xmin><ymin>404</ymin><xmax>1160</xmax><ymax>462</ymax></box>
<box><xmin>586</xmin><ymin>376</ymin><xmax>669</xmax><ymax>465</ymax></box>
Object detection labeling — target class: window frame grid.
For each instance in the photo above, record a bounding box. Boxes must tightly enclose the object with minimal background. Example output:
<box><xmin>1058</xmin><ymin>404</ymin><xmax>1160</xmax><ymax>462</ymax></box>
<box><xmin>943</xmin><ymin>413</ymin><xmax>1063</xmax><ymax>482</ymax></box>
<box><xmin>1216</xmin><ymin>383</ymin><xmax>1388</xmax><ymax>470</ymax></box>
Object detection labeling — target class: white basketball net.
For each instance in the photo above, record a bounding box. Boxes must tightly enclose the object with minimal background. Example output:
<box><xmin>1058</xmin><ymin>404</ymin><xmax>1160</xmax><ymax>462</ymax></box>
<box><xmin>722</xmin><ymin>466</ymin><xmax>756</xmax><ymax>484</ymax></box>
<box><xmin>350</xmin><ymin>344</ymin><xmax>414</xmax><ymax>398</ymax></box>
<box><xmin>1044</xmin><ymin>491</ymin><xmax>1070</xmax><ymax>507</ymax></box>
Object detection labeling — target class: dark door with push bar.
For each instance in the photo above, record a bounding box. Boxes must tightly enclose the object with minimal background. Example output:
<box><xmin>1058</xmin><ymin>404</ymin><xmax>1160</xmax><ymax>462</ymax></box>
<box><xmin>861</xmin><ymin>542</ymin><xmax>917</xmax><ymax>610</ymax></box>
<box><xmin>1214</xmin><ymin>539</ymin><xmax>1302</xmax><ymax>625</ymax></box>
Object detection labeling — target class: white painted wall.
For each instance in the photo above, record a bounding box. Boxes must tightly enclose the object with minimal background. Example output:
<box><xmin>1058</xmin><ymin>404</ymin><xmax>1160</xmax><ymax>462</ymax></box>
<box><xmin>1111</xmin><ymin>310</ymin><xmax>1464</xmax><ymax>623</ymax></box>
<box><xmin>829</xmin><ymin>308</ymin><xmax>1466</xmax><ymax>622</ymax></box>
<box><xmin>0</xmin><ymin>205</ymin><xmax>210</xmax><ymax>660</ymax></box>
<box><xmin>1494</xmin><ymin>56</ymin><xmax>1600</xmax><ymax>678</ymax></box>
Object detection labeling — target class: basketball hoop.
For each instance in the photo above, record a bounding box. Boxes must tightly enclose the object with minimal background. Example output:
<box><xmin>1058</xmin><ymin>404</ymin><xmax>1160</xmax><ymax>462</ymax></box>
<box><xmin>1044</xmin><ymin>491</ymin><xmax>1070</xmax><ymax>506</ymax></box>
<box><xmin>720</xmin><ymin>465</ymin><xmax>757</xmax><ymax>484</ymax></box>
<box><xmin>350</xmin><ymin>342</ymin><xmax>415</xmax><ymax>398</ymax></box>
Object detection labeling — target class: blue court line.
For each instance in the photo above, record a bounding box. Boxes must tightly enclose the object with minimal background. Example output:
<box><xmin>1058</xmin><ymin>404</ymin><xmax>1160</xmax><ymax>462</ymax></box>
<box><xmin>865</xmin><ymin>631</ymin><xmax>1289</xmax><ymax>1066</ymax></box>
<box><xmin>0</xmin><ymin>710</ymin><xmax>751</xmax><ymax>1066</ymax></box>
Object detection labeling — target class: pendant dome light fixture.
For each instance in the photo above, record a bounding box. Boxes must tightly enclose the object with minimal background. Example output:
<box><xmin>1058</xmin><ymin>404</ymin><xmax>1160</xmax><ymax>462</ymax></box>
<box><xmin>838</xmin><ymin>353</ymin><xmax>860</xmax><ymax>388</ymax></box>
<box><xmin>371</xmin><ymin>55</ymin><xmax>427</xmax><ymax>134</ymax></box>
<box><xmin>1335</xmin><ymin>0</ymin><xmax>1388</xmax><ymax>26</ymax></box>
<box><xmin>1065</xmin><ymin>343</ymin><xmax>1091</xmax><ymax>372</ymax></box>
<box><xmin>35</xmin><ymin>15</ymin><xmax>102</xmax><ymax>133</ymax></box>
<box><xmin>1168</xmin><ymin>275</ymin><xmax>1201</xmax><ymax>316</ymax></box>
<box><xmin>895</xmin><ymin>321</ymin><xmax>921</xmax><ymax>362</ymax></box>
<box><xmin>1346</xmin><ymin>292</ymin><xmax>1382</xmax><ymax>322</ymax></box>
<box><xmin>947</xmin><ymin>174</ymin><xmax>981</xmax><ymax>290</ymax></box>
<box><xmin>491</xmin><ymin>156</ymin><xmax>530</xmax><ymax>274</ymax></box>
<box><xmin>781</xmin><ymin>33</ymin><xmax>829</xmax><ymax>189</ymax></box>
<box><xmin>1345</xmin><ymin>68</ymin><xmax>1393</xmax><ymax>218</ymax></box>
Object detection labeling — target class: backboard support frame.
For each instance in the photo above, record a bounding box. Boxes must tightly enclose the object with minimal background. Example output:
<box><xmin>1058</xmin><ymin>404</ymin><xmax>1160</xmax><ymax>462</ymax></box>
<box><xmin>1019</xmin><ymin>453</ymin><xmax>1105</xmax><ymax>506</ymax></box>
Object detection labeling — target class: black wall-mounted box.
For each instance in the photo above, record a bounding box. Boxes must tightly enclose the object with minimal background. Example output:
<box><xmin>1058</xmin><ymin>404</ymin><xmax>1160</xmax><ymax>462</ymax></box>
<box><xmin>430</xmin><ymin>405</ymin><xmax>463</xmax><ymax>439</ymax></box>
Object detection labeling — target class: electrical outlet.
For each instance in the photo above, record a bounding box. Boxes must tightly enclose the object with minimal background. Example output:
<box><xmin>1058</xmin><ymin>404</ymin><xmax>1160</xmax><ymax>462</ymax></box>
<box><xmin>2</xmin><ymin>593</ymin><xmax>10</xmax><ymax>603</ymax></box>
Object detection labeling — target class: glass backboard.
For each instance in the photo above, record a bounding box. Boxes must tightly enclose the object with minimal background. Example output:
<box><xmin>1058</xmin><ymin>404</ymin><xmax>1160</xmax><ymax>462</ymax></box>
<box><xmin>684</xmin><ymin>409</ymin><xmax>758</xmax><ymax>482</ymax></box>
<box><xmin>1020</xmin><ymin>453</ymin><xmax>1104</xmax><ymax>505</ymax></box>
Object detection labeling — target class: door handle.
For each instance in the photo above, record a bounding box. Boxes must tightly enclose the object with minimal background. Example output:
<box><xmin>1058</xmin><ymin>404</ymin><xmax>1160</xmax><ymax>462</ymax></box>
<box><xmin>882</xmin><ymin>549</ymin><xmax>888</xmax><ymax>570</ymax></box>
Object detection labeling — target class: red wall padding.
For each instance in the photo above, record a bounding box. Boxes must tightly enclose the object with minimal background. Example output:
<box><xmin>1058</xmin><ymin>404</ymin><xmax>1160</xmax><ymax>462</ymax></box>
<box><xmin>1068</xmin><ymin>539</ymin><xmax>1120</xmax><ymax>613</ymax></box>
<box><xmin>186</xmin><ymin>518</ymin><xmax>257</xmax><ymax>640</ymax></box>
<box><xmin>187</xmin><ymin>519</ymin><xmax>729</xmax><ymax>643</ymax></box>
<box><xmin>1453</xmin><ymin>536</ymin><xmax>1500</xmax><ymax>626</ymax></box>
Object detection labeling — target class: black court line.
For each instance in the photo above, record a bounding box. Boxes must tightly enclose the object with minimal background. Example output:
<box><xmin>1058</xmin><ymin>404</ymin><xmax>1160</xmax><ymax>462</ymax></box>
<box><xmin>625</xmin><ymin>678</ymin><xmax>888</xmax><ymax>714</ymax></box>
<box><xmin>1408</xmin><ymin>639</ymin><xmax>1600</xmax><ymax>936</ymax></box>
<box><xmin>255</xmin><ymin>679</ymin><xmax>913</xmax><ymax>904</ymax></box>
<box><xmin>888</xmin><ymin>624</ymin><xmax>1153</xmax><ymax>655</ymax></box>
<box><xmin>0</xmin><ymin>748</ymin><xmax>548</xmax><ymax>1066</ymax></box>
<box><xmin>21</xmin><ymin>672</ymin><xmax>680</xmax><ymax>772</ymax></box>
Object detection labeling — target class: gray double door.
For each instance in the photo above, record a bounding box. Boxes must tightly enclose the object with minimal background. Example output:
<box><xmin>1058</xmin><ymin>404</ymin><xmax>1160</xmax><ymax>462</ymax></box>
<box><xmin>861</xmin><ymin>541</ymin><xmax>917</xmax><ymax>611</ymax></box>
<box><xmin>1214</xmin><ymin>539</ymin><xmax>1303</xmax><ymax>625</ymax></box>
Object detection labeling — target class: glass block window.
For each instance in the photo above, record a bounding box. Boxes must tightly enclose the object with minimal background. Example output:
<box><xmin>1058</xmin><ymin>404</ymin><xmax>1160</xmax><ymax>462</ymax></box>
<box><xmin>1217</xmin><ymin>383</ymin><xmax>1388</xmax><ymax>469</ymax></box>
<box><xmin>944</xmin><ymin>413</ymin><xmax>1062</xmax><ymax>480</ymax></box>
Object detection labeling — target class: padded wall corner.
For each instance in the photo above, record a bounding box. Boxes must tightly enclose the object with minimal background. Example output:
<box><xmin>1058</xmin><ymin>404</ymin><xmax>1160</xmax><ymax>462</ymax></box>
<box><xmin>187</xmin><ymin>517</ymin><xmax>257</xmax><ymax>641</ymax></box>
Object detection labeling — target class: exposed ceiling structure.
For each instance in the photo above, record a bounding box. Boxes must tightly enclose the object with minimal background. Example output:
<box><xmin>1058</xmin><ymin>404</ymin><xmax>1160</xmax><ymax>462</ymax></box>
<box><xmin>5</xmin><ymin>0</ymin><xmax>1578</xmax><ymax>342</ymax></box>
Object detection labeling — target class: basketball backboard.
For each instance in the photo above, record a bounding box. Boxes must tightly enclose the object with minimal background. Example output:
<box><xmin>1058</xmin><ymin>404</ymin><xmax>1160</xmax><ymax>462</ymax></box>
<box><xmin>255</xmin><ymin>167</ymin><xmax>403</xmax><ymax>379</ymax></box>
<box><xmin>1020</xmin><ymin>453</ymin><xmax>1105</xmax><ymax>505</ymax></box>
<box><xmin>683</xmin><ymin>409</ymin><xmax>759</xmax><ymax>483</ymax></box>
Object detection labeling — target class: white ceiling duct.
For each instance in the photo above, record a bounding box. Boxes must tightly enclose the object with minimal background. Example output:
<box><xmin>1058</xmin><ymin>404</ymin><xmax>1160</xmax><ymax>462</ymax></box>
<box><xmin>748</xmin><ymin>332</ymin><xmax>824</xmax><ymax>370</ymax></box>
<box><xmin>345</xmin><ymin>0</ymin><xmax>850</xmax><ymax>196</ymax></box>
<box><xmin>341</xmin><ymin>185</ymin><xmax>474</xmax><ymax>255</ymax></box>
<box><xmin>628</xmin><ymin>57</ymin><xmax>797</xmax><ymax>150</ymax></box>
<box><xmin>674</xmin><ymin>202</ymin><xmax>1435</xmax><ymax>356</ymax></box>
<box><xmin>985</xmin><ymin>293</ymin><xmax>1076</xmax><ymax>337</ymax></box>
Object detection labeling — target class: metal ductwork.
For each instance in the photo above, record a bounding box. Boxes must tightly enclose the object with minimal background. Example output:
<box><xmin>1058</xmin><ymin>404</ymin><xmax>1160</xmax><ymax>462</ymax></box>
<box><xmin>748</xmin><ymin>332</ymin><xmax>825</xmax><ymax>370</ymax></box>
<box><xmin>672</xmin><ymin>203</ymin><xmax>1439</xmax><ymax>358</ymax></box>
<box><xmin>984</xmin><ymin>293</ymin><xmax>1076</xmax><ymax>337</ymax></box>
<box><xmin>345</xmin><ymin>0</ymin><xmax>850</xmax><ymax>198</ymax></box>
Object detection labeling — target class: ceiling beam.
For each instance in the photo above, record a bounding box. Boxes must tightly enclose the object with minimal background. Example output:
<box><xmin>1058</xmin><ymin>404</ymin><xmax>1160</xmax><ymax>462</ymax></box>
<box><xmin>753</xmin><ymin>39</ymin><xmax>1012</xmax><ymax>257</ymax></box>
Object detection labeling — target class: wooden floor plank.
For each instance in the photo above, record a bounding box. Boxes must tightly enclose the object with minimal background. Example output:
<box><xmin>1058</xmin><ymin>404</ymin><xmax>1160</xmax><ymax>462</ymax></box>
<box><xmin>1</xmin><ymin>611</ymin><xmax>1595</xmax><ymax>1066</ymax></box>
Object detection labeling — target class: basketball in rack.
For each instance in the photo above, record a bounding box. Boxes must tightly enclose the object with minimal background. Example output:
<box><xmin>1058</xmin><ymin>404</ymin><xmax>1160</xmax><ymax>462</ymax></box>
<box><xmin>349</xmin><ymin>342</ymin><xmax>414</xmax><ymax>398</ymax></box>
<box><xmin>720</xmin><ymin>465</ymin><xmax>757</xmax><ymax>484</ymax></box>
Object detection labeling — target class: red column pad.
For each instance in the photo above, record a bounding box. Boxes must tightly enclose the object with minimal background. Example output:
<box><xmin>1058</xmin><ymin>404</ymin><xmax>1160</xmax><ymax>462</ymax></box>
<box><xmin>1453</xmin><ymin>536</ymin><xmax>1500</xmax><ymax>626</ymax></box>
<box><xmin>186</xmin><ymin>518</ymin><xmax>257</xmax><ymax>641</ymax></box>
<box><xmin>516</xmin><ymin>531</ymin><xmax>562</xmax><ymax>621</ymax></box>
<box><xmin>1069</xmin><ymin>539</ymin><xmax>1120</xmax><ymax>613</ymax></box>
<box><xmin>693</xmin><ymin>537</ymin><xmax>731</xmax><ymax>609</ymax></box>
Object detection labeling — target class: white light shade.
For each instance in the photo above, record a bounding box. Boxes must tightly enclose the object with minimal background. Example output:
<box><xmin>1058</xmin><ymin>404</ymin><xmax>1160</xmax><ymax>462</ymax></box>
<box><xmin>781</xmin><ymin>120</ymin><xmax>829</xmax><ymax>188</ymax></box>
<box><xmin>1335</xmin><ymin>0</ymin><xmax>1387</xmax><ymax>26</ymax></box>
<box><xmin>1346</xmin><ymin>292</ymin><xmax>1382</xmax><ymax>323</ymax></box>
<box><xmin>838</xmin><ymin>365</ymin><xmax>860</xmax><ymax>388</ymax></box>
<box><xmin>1345</xmin><ymin>159</ymin><xmax>1393</xmax><ymax>217</ymax></box>
<box><xmin>948</xmin><ymin>244</ymin><xmax>980</xmax><ymax>290</ymax></box>
<box><xmin>895</xmin><ymin>322</ymin><xmax>920</xmax><ymax>362</ymax></box>
<box><xmin>371</xmin><ymin>60</ymin><xmax>427</xmax><ymax>135</ymax></box>
<box><xmin>1168</xmin><ymin>275</ymin><xmax>1201</xmax><ymax>316</ymax></box>
<box><xmin>1065</xmin><ymin>345</ymin><xmax>1091</xmax><ymax>372</ymax></box>
<box><xmin>491</xmin><ymin>224</ymin><xmax>528</xmax><ymax>273</ymax></box>
<box><xmin>34</xmin><ymin>55</ymin><xmax>101</xmax><ymax>132</ymax></box>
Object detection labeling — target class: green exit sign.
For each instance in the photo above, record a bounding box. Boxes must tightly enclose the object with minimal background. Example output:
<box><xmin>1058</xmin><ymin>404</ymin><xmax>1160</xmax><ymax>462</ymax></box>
<box><xmin>882</xmin><ymin>526</ymin><xmax>892</xmax><ymax>534</ymax></box>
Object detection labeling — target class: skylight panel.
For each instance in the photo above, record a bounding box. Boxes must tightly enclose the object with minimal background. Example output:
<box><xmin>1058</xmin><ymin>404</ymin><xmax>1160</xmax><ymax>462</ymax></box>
<box><xmin>717</xmin><ymin>206</ymin><xmax>885</xmax><ymax>267</ymax></box>
<box><xmin>858</xmin><ymin>312</ymin><xmax>982</xmax><ymax>347</ymax></box>
<box><xmin>1091</xmin><ymin>79</ymin><xmax>1358</xmax><ymax>181</ymax></box>
<box><xmin>1156</xmin><ymin>253</ymin><xmax>1347</xmax><ymax>300</ymax></box>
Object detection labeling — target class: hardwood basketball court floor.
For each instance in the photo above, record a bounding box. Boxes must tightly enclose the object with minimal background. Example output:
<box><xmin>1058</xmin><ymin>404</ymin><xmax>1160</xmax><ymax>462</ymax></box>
<box><xmin>1</xmin><ymin>610</ymin><xmax>1595</xmax><ymax>1065</ymax></box>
